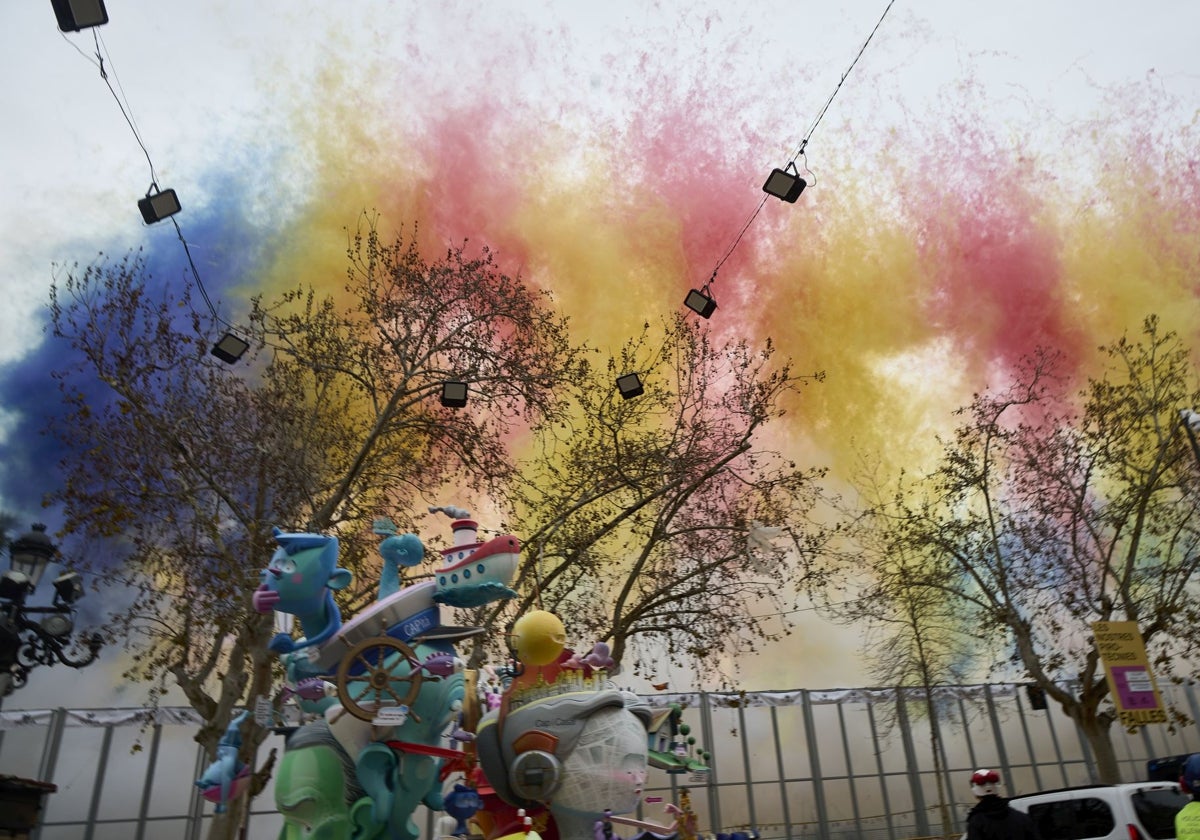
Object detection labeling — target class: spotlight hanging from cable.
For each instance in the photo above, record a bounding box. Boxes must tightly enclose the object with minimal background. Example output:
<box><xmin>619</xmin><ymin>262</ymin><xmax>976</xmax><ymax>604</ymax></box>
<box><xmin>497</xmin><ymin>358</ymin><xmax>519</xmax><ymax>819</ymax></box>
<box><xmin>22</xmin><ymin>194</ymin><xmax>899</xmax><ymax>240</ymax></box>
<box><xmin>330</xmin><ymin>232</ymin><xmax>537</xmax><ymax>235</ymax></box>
<box><xmin>211</xmin><ymin>332</ymin><xmax>250</xmax><ymax>364</ymax></box>
<box><xmin>51</xmin><ymin>0</ymin><xmax>109</xmax><ymax>32</ymax></box>
<box><xmin>762</xmin><ymin>0</ymin><xmax>896</xmax><ymax>202</ymax></box>
<box><xmin>441</xmin><ymin>382</ymin><xmax>469</xmax><ymax>408</ymax></box>
<box><xmin>616</xmin><ymin>373</ymin><xmax>644</xmax><ymax>400</ymax></box>
<box><xmin>762</xmin><ymin>162</ymin><xmax>807</xmax><ymax>203</ymax></box>
<box><xmin>137</xmin><ymin>183</ymin><xmax>181</xmax><ymax>225</ymax></box>
<box><xmin>683</xmin><ymin>284</ymin><xmax>718</xmax><ymax>319</ymax></box>
<box><xmin>693</xmin><ymin>0</ymin><xmax>896</xmax><ymax>313</ymax></box>
<box><xmin>63</xmin><ymin>27</ymin><xmax>253</xmax><ymax>365</ymax></box>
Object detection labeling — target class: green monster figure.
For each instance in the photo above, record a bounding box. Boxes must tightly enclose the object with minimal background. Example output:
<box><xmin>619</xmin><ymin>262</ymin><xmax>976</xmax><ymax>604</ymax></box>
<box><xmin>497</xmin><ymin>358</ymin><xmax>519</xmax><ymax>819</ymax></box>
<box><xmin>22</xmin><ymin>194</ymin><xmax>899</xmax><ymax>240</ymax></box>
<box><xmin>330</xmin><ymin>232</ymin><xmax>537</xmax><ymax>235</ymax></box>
<box><xmin>275</xmin><ymin>720</ymin><xmax>383</xmax><ymax>840</ymax></box>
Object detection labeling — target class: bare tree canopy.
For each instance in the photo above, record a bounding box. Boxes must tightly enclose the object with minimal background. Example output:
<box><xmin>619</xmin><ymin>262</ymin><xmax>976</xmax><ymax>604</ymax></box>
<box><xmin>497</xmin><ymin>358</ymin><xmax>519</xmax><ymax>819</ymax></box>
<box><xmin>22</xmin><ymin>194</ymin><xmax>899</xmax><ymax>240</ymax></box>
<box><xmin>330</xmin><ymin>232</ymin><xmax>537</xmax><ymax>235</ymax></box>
<box><xmin>829</xmin><ymin>315</ymin><xmax>1200</xmax><ymax>783</ymax></box>
<box><xmin>464</xmin><ymin>315</ymin><xmax>833</xmax><ymax>685</ymax></box>
<box><xmin>248</xmin><ymin>217</ymin><xmax>585</xmax><ymax>528</ymax></box>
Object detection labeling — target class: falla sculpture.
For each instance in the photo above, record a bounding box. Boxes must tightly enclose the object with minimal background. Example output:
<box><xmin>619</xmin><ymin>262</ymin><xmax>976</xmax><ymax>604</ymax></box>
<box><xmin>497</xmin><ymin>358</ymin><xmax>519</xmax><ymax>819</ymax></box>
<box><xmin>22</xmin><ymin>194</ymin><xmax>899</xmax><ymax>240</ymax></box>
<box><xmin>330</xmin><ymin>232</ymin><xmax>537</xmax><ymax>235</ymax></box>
<box><xmin>200</xmin><ymin>504</ymin><xmax>708</xmax><ymax>840</ymax></box>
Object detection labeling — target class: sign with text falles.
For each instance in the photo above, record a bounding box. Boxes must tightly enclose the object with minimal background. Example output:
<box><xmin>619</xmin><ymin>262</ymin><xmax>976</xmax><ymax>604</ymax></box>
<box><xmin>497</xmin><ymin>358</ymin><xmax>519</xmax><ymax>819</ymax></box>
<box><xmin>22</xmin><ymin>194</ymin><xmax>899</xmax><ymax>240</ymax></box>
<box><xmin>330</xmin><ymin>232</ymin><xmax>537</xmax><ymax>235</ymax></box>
<box><xmin>1092</xmin><ymin>621</ymin><xmax>1167</xmax><ymax>727</ymax></box>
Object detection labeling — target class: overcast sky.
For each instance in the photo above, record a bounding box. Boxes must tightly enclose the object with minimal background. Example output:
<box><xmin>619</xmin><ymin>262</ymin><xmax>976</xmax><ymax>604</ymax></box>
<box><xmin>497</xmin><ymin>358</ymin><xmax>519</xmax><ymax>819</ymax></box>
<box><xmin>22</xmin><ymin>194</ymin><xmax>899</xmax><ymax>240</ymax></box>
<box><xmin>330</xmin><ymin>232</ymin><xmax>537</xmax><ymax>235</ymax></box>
<box><xmin>6</xmin><ymin>1</ymin><xmax>1197</xmax><ymax>348</ymax></box>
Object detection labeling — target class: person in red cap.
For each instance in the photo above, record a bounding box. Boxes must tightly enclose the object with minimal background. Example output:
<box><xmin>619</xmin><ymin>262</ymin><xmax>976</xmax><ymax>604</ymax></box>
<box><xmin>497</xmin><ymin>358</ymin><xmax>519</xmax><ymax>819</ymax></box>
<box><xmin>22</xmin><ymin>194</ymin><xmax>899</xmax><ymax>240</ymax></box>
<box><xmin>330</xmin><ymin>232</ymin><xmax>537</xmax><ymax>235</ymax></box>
<box><xmin>965</xmin><ymin>769</ymin><xmax>1041</xmax><ymax>839</ymax></box>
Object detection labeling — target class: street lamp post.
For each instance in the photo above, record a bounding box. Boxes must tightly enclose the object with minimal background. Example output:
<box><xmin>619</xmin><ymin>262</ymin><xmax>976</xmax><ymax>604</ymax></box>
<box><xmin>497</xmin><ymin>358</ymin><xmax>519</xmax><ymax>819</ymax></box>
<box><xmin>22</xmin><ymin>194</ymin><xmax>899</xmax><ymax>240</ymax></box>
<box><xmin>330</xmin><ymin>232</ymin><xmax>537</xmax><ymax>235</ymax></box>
<box><xmin>0</xmin><ymin>524</ymin><xmax>102</xmax><ymax>696</ymax></box>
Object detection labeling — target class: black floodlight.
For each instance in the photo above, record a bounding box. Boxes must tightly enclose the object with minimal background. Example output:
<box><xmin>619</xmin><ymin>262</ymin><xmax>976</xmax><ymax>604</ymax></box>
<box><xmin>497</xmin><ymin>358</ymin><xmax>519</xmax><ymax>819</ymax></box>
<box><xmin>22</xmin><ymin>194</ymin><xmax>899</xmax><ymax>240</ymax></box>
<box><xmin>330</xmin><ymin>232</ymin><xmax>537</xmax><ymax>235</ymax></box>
<box><xmin>617</xmin><ymin>373</ymin><xmax>644</xmax><ymax>400</ymax></box>
<box><xmin>211</xmin><ymin>332</ymin><xmax>250</xmax><ymax>364</ymax></box>
<box><xmin>441</xmin><ymin>381</ymin><xmax>469</xmax><ymax>408</ymax></box>
<box><xmin>684</xmin><ymin>287</ymin><xmax>717</xmax><ymax>319</ymax></box>
<box><xmin>51</xmin><ymin>0</ymin><xmax>109</xmax><ymax>31</ymax></box>
<box><xmin>138</xmin><ymin>187</ymin><xmax>181</xmax><ymax>224</ymax></box>
<box><xmin>762</xmin><ymin>164</ymin><xmax>807</xmax><ymax>203</ymax></box>
<box><xmin>52</xmin><ymin>571</ymin><xmax>85</xmax><ymax>606</ymax></box>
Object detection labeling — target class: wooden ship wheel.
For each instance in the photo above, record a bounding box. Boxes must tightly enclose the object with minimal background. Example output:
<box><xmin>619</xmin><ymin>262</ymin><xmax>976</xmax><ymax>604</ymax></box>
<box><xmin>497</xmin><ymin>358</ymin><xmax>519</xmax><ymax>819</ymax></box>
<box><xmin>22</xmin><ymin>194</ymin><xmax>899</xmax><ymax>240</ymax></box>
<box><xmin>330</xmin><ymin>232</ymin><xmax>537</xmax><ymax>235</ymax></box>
<box><xmin>335</xmin><ymin>636</ymin><xmax>426</xmax><ymax>723</ymax></box>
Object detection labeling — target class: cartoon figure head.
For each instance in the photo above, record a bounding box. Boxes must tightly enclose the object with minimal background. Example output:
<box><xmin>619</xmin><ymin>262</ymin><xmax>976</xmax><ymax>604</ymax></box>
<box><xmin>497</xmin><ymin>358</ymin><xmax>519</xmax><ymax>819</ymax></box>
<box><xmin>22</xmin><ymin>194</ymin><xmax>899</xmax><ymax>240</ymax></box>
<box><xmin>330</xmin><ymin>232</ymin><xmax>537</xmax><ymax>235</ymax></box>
<box><xmin>555</xmin><ymin>701</ymin><xmax>649</xmax><ymax>816</ymax></box>
<box><xmin>379</xmin><ymin>532</ymin><xmax>425</xmax><ymax>569</ymax></box>
<box><xmin>443</xmin><ymin>783</ymin><xmax>484</xmax><ymax>835</ymax></box>
<box><xmin>253</xmin><ymin>530</ymin><xmax>353</xmax><ymax>657</ymax></box>
<box><xmin>256</xmin><ymin>530</ymin><xmax>351</xmax><ymax>617</ymax></box>
<box><xmin>475</xmin><ymin>687</ymin><xmax>651</xmax><ymax>840</ymax></box>
<box><xmin>970</xmin><ymin>768</ymin><xmax>1001</xmax><ymax>798</ymax></box>
<box><xmin>377</xmin><ymin>531</ymin><xmax>426</xmax><ymax>600</ymax></box>
<box><xmin>275</xmin><ymin>720</ymin><xmax>383</xmax><ymax>840</ymax></box>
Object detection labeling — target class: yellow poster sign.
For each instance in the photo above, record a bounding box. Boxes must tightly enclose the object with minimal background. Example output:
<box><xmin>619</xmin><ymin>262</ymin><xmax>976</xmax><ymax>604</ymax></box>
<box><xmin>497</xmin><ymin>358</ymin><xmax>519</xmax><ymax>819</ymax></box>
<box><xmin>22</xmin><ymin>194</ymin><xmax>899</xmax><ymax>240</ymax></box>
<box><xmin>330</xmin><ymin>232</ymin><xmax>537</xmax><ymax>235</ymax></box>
<box><xmin>1092</xmin><ymin>621</ymin><xmax>1167</xmax><ymax>726</ymax></box>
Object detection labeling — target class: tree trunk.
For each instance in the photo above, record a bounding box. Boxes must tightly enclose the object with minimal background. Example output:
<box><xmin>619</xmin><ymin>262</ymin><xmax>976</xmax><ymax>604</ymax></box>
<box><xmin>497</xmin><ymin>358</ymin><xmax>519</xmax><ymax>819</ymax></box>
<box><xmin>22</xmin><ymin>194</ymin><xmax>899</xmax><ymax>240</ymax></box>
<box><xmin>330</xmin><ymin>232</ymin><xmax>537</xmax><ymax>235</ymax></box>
<box><xmin>1073</xmin><ymin>710</ymin><xmax>1121</xmax><ymax>783</ymax></box>
<box><xmin>204</xmin><ymin>792</ymin><xmax>249</xmax><ymax>840</ymax></box>
<box><xmin>928</xmin><ymin>701</ymin><xmax>953</xmax><ymax>837</ymax></box>
<box><xmin>197</xmin><ymin>621</ymin><xmax>277</xmax><ymax>840</ymax></box>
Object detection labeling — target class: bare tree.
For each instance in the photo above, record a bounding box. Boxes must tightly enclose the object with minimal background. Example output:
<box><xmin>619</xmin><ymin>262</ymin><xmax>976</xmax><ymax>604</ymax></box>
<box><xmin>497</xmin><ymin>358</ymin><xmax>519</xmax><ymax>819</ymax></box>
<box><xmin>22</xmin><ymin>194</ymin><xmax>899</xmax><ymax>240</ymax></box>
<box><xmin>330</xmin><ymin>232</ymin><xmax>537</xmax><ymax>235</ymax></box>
<box><xmin>45</xmin><ymin>218</ymin><xmax>582</xmax><ymax>837</ymax></box>
<box><xmin>462</xmin><ymin>315</ymin><xmax>832</xmax><ymax>684</ymax></box>
<box><xmin>839</xmin><ymin>316</ymin><xmax>1200</xmax><ymax>783</ymax></box>
<box><xmin>831</xmin><ymin>464</ymin><xmax>978</xmax><ymax>836</ymax></box>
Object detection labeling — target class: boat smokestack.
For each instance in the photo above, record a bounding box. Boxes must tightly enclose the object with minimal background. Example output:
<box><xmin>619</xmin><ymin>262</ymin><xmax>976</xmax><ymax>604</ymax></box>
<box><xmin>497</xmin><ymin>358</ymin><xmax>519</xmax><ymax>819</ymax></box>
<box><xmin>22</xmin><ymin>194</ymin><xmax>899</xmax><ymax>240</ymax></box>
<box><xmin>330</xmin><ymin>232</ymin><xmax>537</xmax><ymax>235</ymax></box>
<box><xmin>451</xmin><ymin>520</ymin><xmax>479</xmax><ymax>546</ymax></box>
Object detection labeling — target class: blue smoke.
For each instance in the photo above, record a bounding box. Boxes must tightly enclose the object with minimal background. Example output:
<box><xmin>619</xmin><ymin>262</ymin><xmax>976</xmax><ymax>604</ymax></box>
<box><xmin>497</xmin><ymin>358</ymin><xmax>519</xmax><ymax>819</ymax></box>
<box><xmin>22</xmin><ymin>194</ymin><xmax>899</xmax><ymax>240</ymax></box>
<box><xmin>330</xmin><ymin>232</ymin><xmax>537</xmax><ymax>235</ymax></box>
<box><xmin>0</xmin><ymin>163</ymin><xmax>281</xmax><ymax>553</ymax></box>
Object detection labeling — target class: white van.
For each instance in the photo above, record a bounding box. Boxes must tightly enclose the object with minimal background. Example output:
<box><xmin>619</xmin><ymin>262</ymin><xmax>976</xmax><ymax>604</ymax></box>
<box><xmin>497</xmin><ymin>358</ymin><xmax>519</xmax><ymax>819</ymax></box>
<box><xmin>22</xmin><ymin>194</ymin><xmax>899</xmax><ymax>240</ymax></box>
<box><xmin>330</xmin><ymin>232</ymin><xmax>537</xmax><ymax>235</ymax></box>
<box><xmin>1007</xmin><ymin>782</ymin><xmax>1189</xmax><ymax>840</ymax></box>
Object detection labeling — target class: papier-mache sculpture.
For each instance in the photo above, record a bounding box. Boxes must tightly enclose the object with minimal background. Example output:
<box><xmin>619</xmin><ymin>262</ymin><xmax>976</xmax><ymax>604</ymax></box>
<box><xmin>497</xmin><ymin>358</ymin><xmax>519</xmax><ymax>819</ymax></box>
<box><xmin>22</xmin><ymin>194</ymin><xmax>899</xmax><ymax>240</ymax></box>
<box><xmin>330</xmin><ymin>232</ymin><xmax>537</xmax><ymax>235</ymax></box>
<box><xmin>205</xmin><ymin>505</ymin><xmax>701</xmax><ymax>840</ymax></box>
<box><xmin>247</xmin><ymin>507</ymin><xmax>522</xmax><ymax>840</ymax></box>
<box><xmin>195</xmin><ymin>710</ymin><xmax>252</xmax><ymax>814</ymax></box>
<box><xmin>474</xmin><ymin>610</ymin><xmax>657</xmax><ymax>840</ymax></box>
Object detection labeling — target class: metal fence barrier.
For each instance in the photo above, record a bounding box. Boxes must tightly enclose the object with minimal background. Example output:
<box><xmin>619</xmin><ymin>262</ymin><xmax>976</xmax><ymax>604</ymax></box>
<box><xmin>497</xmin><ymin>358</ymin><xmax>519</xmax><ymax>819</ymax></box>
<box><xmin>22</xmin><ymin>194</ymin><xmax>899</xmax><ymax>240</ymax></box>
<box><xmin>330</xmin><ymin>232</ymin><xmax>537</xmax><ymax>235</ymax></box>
<box><xmin>3</xmin><ymin>681</ymin><xmax>1197</xmax><ymax>840</ymax></box>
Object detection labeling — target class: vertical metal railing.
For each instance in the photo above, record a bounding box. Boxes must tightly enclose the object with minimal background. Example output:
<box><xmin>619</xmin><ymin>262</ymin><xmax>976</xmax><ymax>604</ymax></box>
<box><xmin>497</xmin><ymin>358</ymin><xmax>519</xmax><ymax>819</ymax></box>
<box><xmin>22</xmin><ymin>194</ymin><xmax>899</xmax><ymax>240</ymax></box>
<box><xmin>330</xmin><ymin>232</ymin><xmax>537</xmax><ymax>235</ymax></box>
<box><xmin>698</xmin><ymin>691</ymin><xmax>722</xmax><ymax>835</ymax></box>
<box><xmin>1016</xmin><ymin>690</ymin><xmax>1044</xmax><ymax>791</ymax></box>
<box><xmin>1043</xmin><ymin>696</ymin><xmax>1070</xmax><ymax>786</ymax></box>
<box><xmin>799</xmin><ymin>689</ymin><xmax>829</xmax><ymax>840</ymax></box>
<box><xmin>930</xmin><ymin>700</ymin><xmax>956</xmax><ymax>833</ymax></box>
<box><xmin>30</xmin><ymin>707</ymin><xmax>67</xmax><ymax>840</ymax></box>
<box><xmin>769</xmin><ymin>706</ymin><xmax>792</xmax><ymax>840</ymax></box>
<box><xmin>1140</xmin><ymin>726</ymin><xmax>1158</xmax><ymax>775</ymax></box>
<box><xmin>835</xmin><ymin>703</ymin><xmax>863</xmax><ymax>836</ymax></box>
<box><xmin>957</xmin><ymin>695</ymin><xmax>980</xmax><ymax>771</ymax></box>
<box><xmin>187</xmin><ymin>740</ymin><xmax>207</xmax><ymax>840</ymax></box>
<box><xmin>82</xmin><ymin>723</ymin><xmax>114</xmax><ymax>840</ymax></box>
<box><xmin>36</xmin><ymin>708</ymin><xmax>67</xmax><ymax>783</ymax></box>
<box><xmin>1185</xmin><ymin>681</ymin><xmax>1200</xmax><ymax>731</ymax></box>
<box><xmin>865</xmin><ymin>702</ymin><xmax>896</xmax><ymax>840</ymax></box>
<box><xmin>984</xmin><ymin>684</ymin><xmax>1013</xmax><ymax>784</ymax></box>
<box><xmin>737</xmin><ymin>701</ymin><xmax>758</xmax><ymax>833</ymax></box>
<box><xmin>134</xmin><ymin>722</ymin><xmax>163</xmax><ymax>840</ymax></box>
